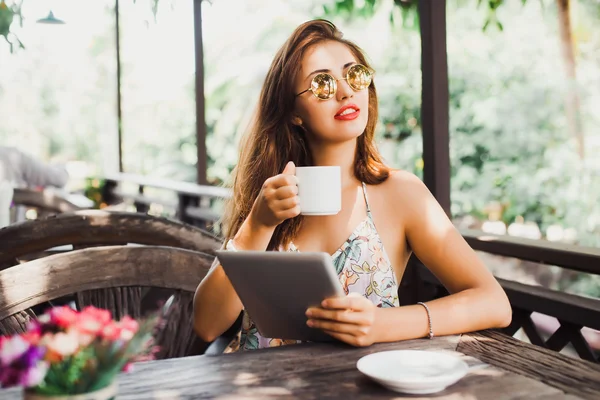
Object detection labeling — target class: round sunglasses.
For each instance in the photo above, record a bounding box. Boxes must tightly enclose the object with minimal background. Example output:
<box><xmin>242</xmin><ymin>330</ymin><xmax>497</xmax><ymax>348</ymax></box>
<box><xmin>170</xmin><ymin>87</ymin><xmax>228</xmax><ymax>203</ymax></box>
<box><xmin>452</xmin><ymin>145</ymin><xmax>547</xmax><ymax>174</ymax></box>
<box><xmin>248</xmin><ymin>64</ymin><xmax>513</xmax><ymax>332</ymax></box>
<box><xmin>295</xmin><ymin>64</ymin><xmax>374</xmax><ymax>100</ymax></box>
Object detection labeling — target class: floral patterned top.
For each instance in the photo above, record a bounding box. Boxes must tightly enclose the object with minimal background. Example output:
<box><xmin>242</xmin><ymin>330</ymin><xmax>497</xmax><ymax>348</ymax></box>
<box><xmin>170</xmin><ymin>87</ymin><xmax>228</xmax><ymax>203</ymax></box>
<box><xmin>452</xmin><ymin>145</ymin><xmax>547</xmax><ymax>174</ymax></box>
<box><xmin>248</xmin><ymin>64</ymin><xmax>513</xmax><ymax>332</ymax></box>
<box><xmin>225</xmin><ymin>183</ymin><xmax>399</xmax><ymax>352</ymax></box>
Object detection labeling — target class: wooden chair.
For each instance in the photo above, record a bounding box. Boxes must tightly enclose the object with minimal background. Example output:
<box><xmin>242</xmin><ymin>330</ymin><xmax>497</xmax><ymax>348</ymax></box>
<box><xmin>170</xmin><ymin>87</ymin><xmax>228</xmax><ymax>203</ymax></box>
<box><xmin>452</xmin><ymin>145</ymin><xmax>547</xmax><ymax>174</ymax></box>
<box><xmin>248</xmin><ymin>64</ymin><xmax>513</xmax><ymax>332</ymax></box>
<box><xmin>0</xmin><ymin>245</ymin><xmax>215</xmax><ymax>359</ymax></box>
<box><xmin>0</xmin><ymin>210</ymin><xmax>223</xmax><ymax>336</ymax></box>
<box><xmin>0</xmin><ymin>209</ymin><xmax>222</xmax><ymax>268</ymax></box>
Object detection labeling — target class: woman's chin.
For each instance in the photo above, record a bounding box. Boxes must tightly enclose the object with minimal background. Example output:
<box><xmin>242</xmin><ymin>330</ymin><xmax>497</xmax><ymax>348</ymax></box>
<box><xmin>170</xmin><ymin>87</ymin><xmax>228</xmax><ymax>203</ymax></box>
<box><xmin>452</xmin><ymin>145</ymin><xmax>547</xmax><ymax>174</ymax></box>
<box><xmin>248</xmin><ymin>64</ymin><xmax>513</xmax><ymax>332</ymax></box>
<box><xmin>323</xmin><ymin>130</ymin><xmax>364</xmax><ymax>144</ymax></box>
<box><xmin>329</xmin><ymin>121</ymin><xmax>367</xmax><ymax>141</ymax></box>
<box><xmin>337</xmin><ymin>126</ymin><xmax>366</xmax><ymax>140</ymax></box>
<box><xmin>309</xmin><ymin>121</ymin><xmax>367</xmax><ymax>143</ymax></box>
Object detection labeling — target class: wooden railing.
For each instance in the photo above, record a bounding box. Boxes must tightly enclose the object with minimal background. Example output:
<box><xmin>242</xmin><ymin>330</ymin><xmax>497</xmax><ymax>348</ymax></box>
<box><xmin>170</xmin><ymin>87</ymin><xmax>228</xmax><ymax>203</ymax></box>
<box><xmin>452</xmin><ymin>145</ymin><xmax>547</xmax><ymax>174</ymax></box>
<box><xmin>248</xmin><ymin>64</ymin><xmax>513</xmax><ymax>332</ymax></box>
<box><xmin>413</xmin><ymin>230</ymin><xmax>600</xmax><ymax>363</ymax></box>
<box><xmin>102</xmin><ymin>173</ymin><xmax>231</xmax><ymax>229</ymax></box>
<box><xmin>463</xmin><ymin>230</ymin><xmax>600</xmax><ymax>362</ymax></box>
<box><xmin>462</xmin><ymin>229</ymin><xmax>600</xmax><ymax>276</ymax></box>
<box><xmin>100</xmin><ymin>175</ymin><xmax>600</xmax><ymax>362</ymax></box>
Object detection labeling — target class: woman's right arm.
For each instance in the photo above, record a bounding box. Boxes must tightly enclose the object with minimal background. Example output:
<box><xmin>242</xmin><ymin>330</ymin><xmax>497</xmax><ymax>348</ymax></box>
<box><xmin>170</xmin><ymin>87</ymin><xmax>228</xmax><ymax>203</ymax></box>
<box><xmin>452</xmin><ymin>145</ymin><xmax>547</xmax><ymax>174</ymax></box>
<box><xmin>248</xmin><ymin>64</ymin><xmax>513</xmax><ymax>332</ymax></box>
<box><xmin>193</xmin><ymin>162</ymin><xmax>300</xmax><ymax>342</ymax></box>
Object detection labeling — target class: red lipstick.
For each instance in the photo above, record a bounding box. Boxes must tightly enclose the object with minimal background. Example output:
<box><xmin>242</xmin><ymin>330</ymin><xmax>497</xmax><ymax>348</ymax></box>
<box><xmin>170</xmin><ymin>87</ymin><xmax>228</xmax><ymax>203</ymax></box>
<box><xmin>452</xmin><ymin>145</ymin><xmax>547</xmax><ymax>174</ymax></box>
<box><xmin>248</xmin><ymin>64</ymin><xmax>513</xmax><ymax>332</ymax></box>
<box><xmin>334</xmin><ymin>104</ymin><xmax>360</xmax><ymax>121</ymax></box>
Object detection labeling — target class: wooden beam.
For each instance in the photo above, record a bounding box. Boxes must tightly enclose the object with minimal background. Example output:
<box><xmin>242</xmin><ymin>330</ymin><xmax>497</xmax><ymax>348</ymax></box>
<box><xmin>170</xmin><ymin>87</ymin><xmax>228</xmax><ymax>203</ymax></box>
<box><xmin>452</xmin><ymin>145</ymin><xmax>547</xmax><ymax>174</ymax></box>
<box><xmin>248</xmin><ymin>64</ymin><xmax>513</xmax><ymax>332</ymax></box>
<box><xmin>193</xmin><ymin>0</ymin><xmax>208</xmax><ymax>184</ymax></box>
<box><xmin>104</xmin><ymin>172</ymin><xmax>231</xmax><ymax>198</ymax></box>
<box><xmin>115</xmin><ymin>0</ymin><xmax>123</xmax><ymax>172</ymax></box>
<box><xmin>418</xmin><ymin>0</ymin><xmax>451</xmax><ymax>215</ymax></box>
<box><xmin>461</xmin><ymin>228</ymin><xmax>600</xmax><ymax>276</ymax></box>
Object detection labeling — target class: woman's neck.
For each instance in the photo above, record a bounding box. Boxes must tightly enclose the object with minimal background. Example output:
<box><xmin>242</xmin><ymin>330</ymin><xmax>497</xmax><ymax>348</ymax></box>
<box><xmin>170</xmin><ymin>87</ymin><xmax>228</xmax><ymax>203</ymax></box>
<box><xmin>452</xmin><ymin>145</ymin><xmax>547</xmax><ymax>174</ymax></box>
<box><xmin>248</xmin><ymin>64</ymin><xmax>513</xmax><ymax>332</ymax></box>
<box><xmin>308</xmin><ymin>139</ymin><xmax>359</xmax><ymax>188</ymax></box>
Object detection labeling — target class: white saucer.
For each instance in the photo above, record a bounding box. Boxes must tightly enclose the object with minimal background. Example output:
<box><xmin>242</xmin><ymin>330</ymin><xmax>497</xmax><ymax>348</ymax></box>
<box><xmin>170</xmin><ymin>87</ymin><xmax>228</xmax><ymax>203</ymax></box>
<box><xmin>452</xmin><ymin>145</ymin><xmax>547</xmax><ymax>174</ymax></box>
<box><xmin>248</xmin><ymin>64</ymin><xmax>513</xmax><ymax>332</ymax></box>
<box><xmin>356</xmin><ymin>350</ymin><xmax>469</xmax><ymax>394</ymax></box>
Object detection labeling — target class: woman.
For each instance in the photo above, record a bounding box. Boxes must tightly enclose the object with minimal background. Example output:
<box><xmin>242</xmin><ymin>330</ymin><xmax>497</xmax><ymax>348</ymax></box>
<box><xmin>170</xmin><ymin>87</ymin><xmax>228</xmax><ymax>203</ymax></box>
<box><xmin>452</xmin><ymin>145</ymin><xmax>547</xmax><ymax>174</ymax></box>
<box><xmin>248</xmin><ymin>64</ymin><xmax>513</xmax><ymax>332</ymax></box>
<box><xmin>193</xmin><ymin>19</ymin><xmax>511</xmax><ymax>351</ymax></box>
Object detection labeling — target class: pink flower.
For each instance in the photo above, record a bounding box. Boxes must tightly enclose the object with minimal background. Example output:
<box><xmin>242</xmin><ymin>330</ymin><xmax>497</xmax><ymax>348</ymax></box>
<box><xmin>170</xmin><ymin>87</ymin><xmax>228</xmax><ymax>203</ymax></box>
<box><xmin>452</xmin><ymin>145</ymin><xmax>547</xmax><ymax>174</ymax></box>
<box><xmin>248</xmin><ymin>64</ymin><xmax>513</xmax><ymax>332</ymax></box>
<box><xmin>75</xmin><ymin>314</ymin><xmax>104</xmax><ymax>336</ymax></box>
<box><xmin>49</xmin><ymin>306</ymin><xmax>78</xmax><ymax>329</ymax></box>
<box><xmin>74</xmin><ymin>331</ymin><xmax>95</xmax><ymax>347</ymax></box>
<box><xmin>74</xmin><ymin>307</ymin><xmax>112</xmax><ymax>336</ymax></box>
<box><xmin>101</xmin><ymin>322</ymin><xmax>122</xmax><ymax>341</ymax></box>
<box><xmin>122</xmin><ymin>363</ymin><xmax>134</xmax><ymax>373</ymax></box>
<box><xmin>21</xmin><ymin>331</ymin><xmax>41</xmax><ymax>346</ymax></box>
<box><xmin>0</xmin><ymin>366</ymin><xmax>20</xmax><ymax>387</ymax></box>
<box><xmin>0</xmin><ymin>335</ymin><xmax>29</xmax><ymax>366</ymax></box>
<box><xmin>114</xmin><ymin>316</ymin><xmax>138</xmax><ymax>341</ymax></box>
<box><xmin>21</xmin><ymin>361</ymin><xmax>48</xmax><ymax>387</ymax></box>
<box><xmin>119</xmin><ymin>316</ymin><xmax>139</xmax><ymax>333</ymax></box>
<box><xmin>80</xmin><ymin>307</ymin><xmax>112</xmax><ymax>325</ymax></box>
<box><xmin>0</xmin><ymin>342</ymin><xmax>47</xmax><ymax>389</ymax></box>
<box><xmin>36</xmin><ymin>313</ymin><xmax>51</xmax><ymax>325</ymax></box>
<box><xmin>26</xmin><ymin>320</ymin><xmax>41</xmax><ymax>334</ymax></box>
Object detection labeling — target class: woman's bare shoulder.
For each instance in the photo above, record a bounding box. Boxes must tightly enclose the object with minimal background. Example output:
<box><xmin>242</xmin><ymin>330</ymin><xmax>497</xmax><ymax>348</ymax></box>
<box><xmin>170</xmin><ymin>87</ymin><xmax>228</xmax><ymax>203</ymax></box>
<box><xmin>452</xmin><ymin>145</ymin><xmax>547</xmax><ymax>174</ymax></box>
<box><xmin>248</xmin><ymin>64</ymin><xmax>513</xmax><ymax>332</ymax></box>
<box><xmin>366</xmin><ymin>169</ymin><xmax>432</xmax><ymax>229</ymax></box>
<box><xmin>380</xmin><ymin>169</ymin><xmax>430</xmax><ymax>202</ymax></box>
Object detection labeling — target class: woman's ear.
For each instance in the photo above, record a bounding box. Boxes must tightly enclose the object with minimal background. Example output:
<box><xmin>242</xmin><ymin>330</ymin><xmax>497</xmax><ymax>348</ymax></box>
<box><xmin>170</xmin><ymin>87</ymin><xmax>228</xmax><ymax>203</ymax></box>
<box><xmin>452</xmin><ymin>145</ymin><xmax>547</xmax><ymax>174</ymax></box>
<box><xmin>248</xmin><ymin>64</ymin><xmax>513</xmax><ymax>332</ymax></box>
<box><xmin>291</xmin><ymin>115</ymin><xmax>303</xmax><ymax>126</ymax></box>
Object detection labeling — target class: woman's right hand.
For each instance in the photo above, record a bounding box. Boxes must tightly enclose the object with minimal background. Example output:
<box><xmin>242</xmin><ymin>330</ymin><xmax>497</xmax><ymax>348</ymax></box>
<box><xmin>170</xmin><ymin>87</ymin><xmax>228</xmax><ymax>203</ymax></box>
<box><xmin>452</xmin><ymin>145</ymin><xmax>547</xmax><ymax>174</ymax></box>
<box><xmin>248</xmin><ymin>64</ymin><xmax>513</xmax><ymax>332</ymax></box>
<box><xmin>250</xmin><ymin>161</ymin><xmax>301</xmax><ymax>228</ymax></box>
<box><xmin>195</xmin><ymin>161</ymin><xmax>299</xmax><ymax>342</ymax></box>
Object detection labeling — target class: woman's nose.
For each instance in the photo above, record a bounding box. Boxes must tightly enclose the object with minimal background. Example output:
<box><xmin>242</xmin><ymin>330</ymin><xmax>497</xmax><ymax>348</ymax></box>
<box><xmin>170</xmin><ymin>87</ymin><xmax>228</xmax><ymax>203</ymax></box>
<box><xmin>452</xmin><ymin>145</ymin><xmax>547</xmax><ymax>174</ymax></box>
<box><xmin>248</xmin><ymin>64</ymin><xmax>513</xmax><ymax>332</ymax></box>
<box><xmin>336</xmin><ymin>78</ymin><xmax>354</xmax><ymax>101</ymax></box>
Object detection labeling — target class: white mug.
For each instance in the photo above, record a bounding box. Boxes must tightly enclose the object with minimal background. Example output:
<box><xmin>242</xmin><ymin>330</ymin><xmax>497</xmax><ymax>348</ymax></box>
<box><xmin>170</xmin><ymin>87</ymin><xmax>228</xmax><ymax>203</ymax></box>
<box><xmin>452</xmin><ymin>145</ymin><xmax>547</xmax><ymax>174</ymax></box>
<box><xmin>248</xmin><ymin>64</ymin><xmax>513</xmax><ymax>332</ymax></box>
<box><xmin>295</xmin><ymin>166</ymin><xmax>341</xmax><ymax>216</ymax></box>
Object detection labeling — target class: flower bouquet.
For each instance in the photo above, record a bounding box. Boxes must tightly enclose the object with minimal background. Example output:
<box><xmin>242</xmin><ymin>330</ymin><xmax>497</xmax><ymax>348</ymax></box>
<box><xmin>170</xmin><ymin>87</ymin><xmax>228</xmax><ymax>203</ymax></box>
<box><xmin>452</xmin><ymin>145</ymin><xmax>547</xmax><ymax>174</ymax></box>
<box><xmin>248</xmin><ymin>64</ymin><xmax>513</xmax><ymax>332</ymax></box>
<box><xmin>0</xmin><ymin>306</ymin><xmax>158</xmax><ymax>400</ymax></box>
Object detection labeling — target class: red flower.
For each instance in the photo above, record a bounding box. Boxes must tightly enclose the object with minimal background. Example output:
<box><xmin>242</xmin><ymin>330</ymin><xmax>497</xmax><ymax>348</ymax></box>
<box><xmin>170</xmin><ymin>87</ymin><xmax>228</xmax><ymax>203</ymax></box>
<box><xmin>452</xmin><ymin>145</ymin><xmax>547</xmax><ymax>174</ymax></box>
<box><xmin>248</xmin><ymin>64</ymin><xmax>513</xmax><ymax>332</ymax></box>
<box><xmin>21</xmin><ymin>331</ymin><xmax>41</xmax><ymax>346</ymax></box>
<box><xmin>119</xmin><ymin>316</ymin><xmax>139</xmax><ymax>334</ymax></box>
<box><xmin>80</xmin><ymin>307</ymin><xmax>112</xmax><ymax>325</ymax></box>
<box><xmin>74</xmin><ymin>307</ymin><xmax>112</xmax><ymax>336</ymax></box>
<box><xmin>122</xmin><ymin>363</ymin><xmax>134</xmax><ymax>373</ymax></box>
<box><xmin>75</xmin><ymin>315</ymin><xmax>103</xmax><ymax>336</ymax></box>
<box><xmin>49</xmin><ymin>306</ymin><xmax>78</xmax><ymax>329</ymax></box>
<box><xmin>101</xmin><ymin>322</ymin><xmax>122</xmax><ymax>341</ymax></box>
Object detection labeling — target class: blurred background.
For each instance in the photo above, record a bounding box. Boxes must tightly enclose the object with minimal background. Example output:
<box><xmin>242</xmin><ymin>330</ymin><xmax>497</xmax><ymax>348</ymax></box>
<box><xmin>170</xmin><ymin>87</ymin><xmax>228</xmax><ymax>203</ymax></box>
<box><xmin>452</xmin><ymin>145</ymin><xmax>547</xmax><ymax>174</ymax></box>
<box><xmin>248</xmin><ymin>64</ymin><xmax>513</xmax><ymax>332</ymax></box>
<box><xmin>1</xmin><ymin>0</ymin><xmax>599</xmax><ymax>299</ymax></box>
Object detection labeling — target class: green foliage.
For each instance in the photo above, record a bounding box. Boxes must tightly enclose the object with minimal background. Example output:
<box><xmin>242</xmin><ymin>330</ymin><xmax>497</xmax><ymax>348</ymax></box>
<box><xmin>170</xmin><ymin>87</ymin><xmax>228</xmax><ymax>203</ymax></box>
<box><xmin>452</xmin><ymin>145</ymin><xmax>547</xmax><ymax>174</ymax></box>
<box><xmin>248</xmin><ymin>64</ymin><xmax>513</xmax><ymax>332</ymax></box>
<box><xmin>35</xmin><ymin>347</ymin><xmax>94</xmax><ymax>396</ymax></box>
<box><xmin>319</xmin><ymin>0</ymin><xmax>593</xmax><ymax>32</ymax></box>
<box><xmin>0</xmin><ymin>0</ymin><xmax>24</xmax><ymax>52</ymax></box>
<box><xmin>321</xmin><ymin>0</ymin><xmax>419</xmax><ymax>29</ymax></box>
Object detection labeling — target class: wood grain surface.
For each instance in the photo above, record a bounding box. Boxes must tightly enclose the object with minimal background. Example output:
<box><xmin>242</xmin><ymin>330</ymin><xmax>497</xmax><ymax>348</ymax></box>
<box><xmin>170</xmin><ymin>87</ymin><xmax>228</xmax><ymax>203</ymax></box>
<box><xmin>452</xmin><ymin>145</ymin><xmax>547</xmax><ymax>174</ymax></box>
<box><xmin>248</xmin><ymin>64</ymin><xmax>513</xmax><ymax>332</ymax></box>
<box><xmin>1</xmin><ymin>333</ymin><xmax>591</xmax><ymax>399</ymax></box>
<box><xmin>0</xmin><ymin>210</ymin><xmax>222</xmax><ymax>268</ymax></box>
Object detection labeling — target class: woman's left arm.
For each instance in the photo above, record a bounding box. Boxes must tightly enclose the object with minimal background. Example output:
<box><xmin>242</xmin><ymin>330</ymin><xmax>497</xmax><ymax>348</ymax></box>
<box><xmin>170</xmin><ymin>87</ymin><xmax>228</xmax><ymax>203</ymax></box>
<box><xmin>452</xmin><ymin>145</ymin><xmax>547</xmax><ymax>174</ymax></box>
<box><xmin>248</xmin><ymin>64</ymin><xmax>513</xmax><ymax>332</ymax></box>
<box><xmin>307</xmin><ymin>173</ymin><xmax>512</xmax><ymax>346</ymax></box>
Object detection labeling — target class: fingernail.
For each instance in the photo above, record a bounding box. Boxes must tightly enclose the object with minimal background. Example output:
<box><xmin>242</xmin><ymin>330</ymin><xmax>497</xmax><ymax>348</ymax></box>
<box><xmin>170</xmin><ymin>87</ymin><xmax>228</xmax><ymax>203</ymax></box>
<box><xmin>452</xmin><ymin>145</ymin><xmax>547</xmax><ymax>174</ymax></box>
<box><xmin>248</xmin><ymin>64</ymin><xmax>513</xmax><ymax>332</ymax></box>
<box><xmin>305</xmin><ymin>310</ymin><xmax>312</xmax><ymax>317</ymax></box>
<box><xmin>321</xmin><ymin>300</ymin><xmax>328</xmax><ymax>307</ymax></box>
<box><xmin>306</xmin><ymin>320</ymin><xmax>314</xmax><ymax>327</ymax></box>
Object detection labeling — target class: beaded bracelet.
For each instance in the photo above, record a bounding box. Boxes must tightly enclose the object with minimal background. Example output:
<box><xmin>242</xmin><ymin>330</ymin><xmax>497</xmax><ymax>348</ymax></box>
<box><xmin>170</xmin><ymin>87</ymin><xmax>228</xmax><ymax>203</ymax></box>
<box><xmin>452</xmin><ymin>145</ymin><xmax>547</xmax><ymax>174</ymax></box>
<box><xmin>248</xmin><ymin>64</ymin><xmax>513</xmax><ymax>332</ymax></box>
<box><xmin>417</xmin><ymin>301</ymin><xmax>434</xmax><ymax>339</ymax></box>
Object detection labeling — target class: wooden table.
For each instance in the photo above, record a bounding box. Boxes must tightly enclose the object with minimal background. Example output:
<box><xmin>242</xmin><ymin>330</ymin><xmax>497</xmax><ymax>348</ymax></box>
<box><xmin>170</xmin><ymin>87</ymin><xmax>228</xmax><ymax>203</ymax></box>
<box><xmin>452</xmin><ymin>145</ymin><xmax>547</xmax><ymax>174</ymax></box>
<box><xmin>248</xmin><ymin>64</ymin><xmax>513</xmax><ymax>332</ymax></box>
<box><xmin>2</xmin><ymin>331</ymin><xmax>599</xmax><ymax>399</ymax></box>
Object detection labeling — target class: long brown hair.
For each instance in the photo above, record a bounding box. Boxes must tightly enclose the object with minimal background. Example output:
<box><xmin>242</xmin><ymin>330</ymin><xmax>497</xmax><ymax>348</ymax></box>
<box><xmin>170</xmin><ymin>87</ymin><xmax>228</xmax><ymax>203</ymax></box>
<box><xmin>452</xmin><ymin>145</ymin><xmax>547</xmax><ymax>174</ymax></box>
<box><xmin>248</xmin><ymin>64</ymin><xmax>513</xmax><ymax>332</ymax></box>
<box><xmin>222</xmin><ymin>19</ymin><xmax>389</xmax><ymax>250</ymax></box>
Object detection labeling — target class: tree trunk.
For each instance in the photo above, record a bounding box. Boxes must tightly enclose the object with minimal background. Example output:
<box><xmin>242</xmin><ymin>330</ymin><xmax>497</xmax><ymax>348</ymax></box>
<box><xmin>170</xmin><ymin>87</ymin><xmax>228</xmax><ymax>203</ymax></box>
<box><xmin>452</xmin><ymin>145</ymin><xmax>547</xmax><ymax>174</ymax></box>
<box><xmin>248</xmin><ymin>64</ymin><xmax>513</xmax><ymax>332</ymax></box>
<box><xmin>556</xmin><ymin>0</ymin><xmax>585</xmax><ymax>160</ymax></box>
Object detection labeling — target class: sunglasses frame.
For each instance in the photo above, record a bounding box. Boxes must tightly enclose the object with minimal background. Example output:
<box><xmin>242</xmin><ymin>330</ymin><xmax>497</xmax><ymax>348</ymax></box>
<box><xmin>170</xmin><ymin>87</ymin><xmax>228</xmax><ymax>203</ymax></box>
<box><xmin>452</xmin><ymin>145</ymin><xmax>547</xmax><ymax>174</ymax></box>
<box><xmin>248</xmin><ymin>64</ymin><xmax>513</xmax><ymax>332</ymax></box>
<box><xmin>296</xmin><ymin>64</ymin><xmax>375</xmax><ymax>100</ymax></box>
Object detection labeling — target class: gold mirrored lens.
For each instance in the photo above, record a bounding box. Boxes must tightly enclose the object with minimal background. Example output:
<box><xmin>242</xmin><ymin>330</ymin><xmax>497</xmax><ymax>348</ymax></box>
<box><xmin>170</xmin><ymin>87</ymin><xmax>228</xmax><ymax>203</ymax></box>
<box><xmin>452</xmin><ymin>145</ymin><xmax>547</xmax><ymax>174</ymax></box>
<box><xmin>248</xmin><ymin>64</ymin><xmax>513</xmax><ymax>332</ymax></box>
<box><xmin>347</xmin><ymin>64</ymin><xmax>372</xmax><ymax>91</ymax></box>
<box><xmin>311</xmin><ymin>73</ymin><xmax>337</xmax><ymax>99</ymax></box>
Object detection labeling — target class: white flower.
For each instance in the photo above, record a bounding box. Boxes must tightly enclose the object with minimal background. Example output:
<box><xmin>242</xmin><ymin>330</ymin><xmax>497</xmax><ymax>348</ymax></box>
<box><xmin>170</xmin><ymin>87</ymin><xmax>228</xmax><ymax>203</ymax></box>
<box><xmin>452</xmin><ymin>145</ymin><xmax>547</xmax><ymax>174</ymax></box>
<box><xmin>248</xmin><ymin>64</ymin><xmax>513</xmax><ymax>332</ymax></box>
<box><xmin>46</xmin><ymin>331</ymin><xmax>79</xmax><ymax>357</ymax></box>
<box><xmin>0</xmin><ymin>335</ymin><xmax>29</xmax><ymax>366</ymax></box>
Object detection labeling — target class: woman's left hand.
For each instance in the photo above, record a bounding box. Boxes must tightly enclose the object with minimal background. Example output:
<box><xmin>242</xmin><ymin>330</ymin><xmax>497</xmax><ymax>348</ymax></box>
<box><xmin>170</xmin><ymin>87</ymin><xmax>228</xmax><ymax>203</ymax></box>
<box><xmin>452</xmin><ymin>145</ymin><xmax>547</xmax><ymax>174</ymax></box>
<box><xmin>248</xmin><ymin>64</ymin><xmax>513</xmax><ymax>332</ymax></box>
<box><xmin>305</xmin><ymin>293</ymin><xmax>380</xmax><ymax>347</ymax></box>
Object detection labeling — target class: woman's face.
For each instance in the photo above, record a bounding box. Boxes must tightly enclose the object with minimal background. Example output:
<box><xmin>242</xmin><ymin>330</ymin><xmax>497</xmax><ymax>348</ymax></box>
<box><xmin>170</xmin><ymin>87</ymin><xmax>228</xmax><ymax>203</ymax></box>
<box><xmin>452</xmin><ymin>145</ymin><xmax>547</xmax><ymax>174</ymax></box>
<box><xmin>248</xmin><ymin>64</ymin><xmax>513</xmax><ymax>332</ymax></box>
<box><xmin>293</xmin><ymin>41</ymin><xmax>370</xmax><ymax>144</ymax></box>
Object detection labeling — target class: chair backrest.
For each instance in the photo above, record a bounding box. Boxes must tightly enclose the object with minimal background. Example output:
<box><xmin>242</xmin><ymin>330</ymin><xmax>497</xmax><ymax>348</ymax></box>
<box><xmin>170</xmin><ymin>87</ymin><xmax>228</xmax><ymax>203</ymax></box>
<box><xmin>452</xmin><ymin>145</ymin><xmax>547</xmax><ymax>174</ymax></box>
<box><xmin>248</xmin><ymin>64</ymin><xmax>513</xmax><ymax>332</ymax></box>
<box><xmin>0</xmin><ymin>245</ymin><xmax>214</xmax><ymax>359</ymax></box>
<box><xmin>0</xmin><ymin>210</ymin><xmax>223</xmax><ymax>268</ymax></box>
<box><xmin>0</xmin><ymin>210</ymin><xmax>223</xmax><ymax>338</ymax></box>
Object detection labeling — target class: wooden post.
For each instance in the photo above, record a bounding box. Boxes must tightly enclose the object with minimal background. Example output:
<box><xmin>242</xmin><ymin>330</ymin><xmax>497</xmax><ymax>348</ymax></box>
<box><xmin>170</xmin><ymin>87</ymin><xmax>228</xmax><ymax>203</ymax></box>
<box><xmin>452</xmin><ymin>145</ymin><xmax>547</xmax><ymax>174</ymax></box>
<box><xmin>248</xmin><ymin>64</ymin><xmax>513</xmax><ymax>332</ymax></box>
<box><xmin>419</xmin><ymin>0</ymin><xmax>451</xmax><ymax>215</ymax></box>
<box><xmin>193</xmin><ymin>0</ymin><xmax>208</xmax><ymax>185</ymax></box>
<box><xmin>134</xmin><ymin>185</ymin><xmax>149</xmax><ymax>214</ymax></box>
<box><xmin>399</xmin><ymin>0</ymin><xmax>451</xmax><ymax>305</ymax></box>
<box><xmin>115</xmin><ymin>0</ymin><xmax>123</xmax><ymax>173</ymax></box>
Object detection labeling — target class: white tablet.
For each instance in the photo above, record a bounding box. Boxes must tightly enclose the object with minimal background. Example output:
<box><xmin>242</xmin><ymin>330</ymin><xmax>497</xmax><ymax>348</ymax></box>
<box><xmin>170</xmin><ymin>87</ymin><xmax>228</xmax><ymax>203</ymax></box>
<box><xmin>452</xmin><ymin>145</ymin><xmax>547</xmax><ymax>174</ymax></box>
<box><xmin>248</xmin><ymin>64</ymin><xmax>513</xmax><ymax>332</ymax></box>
<box><xmin>216</xmin><ymin>250</ymin><xmax>345</xmax><ymax>342</ymax></box>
